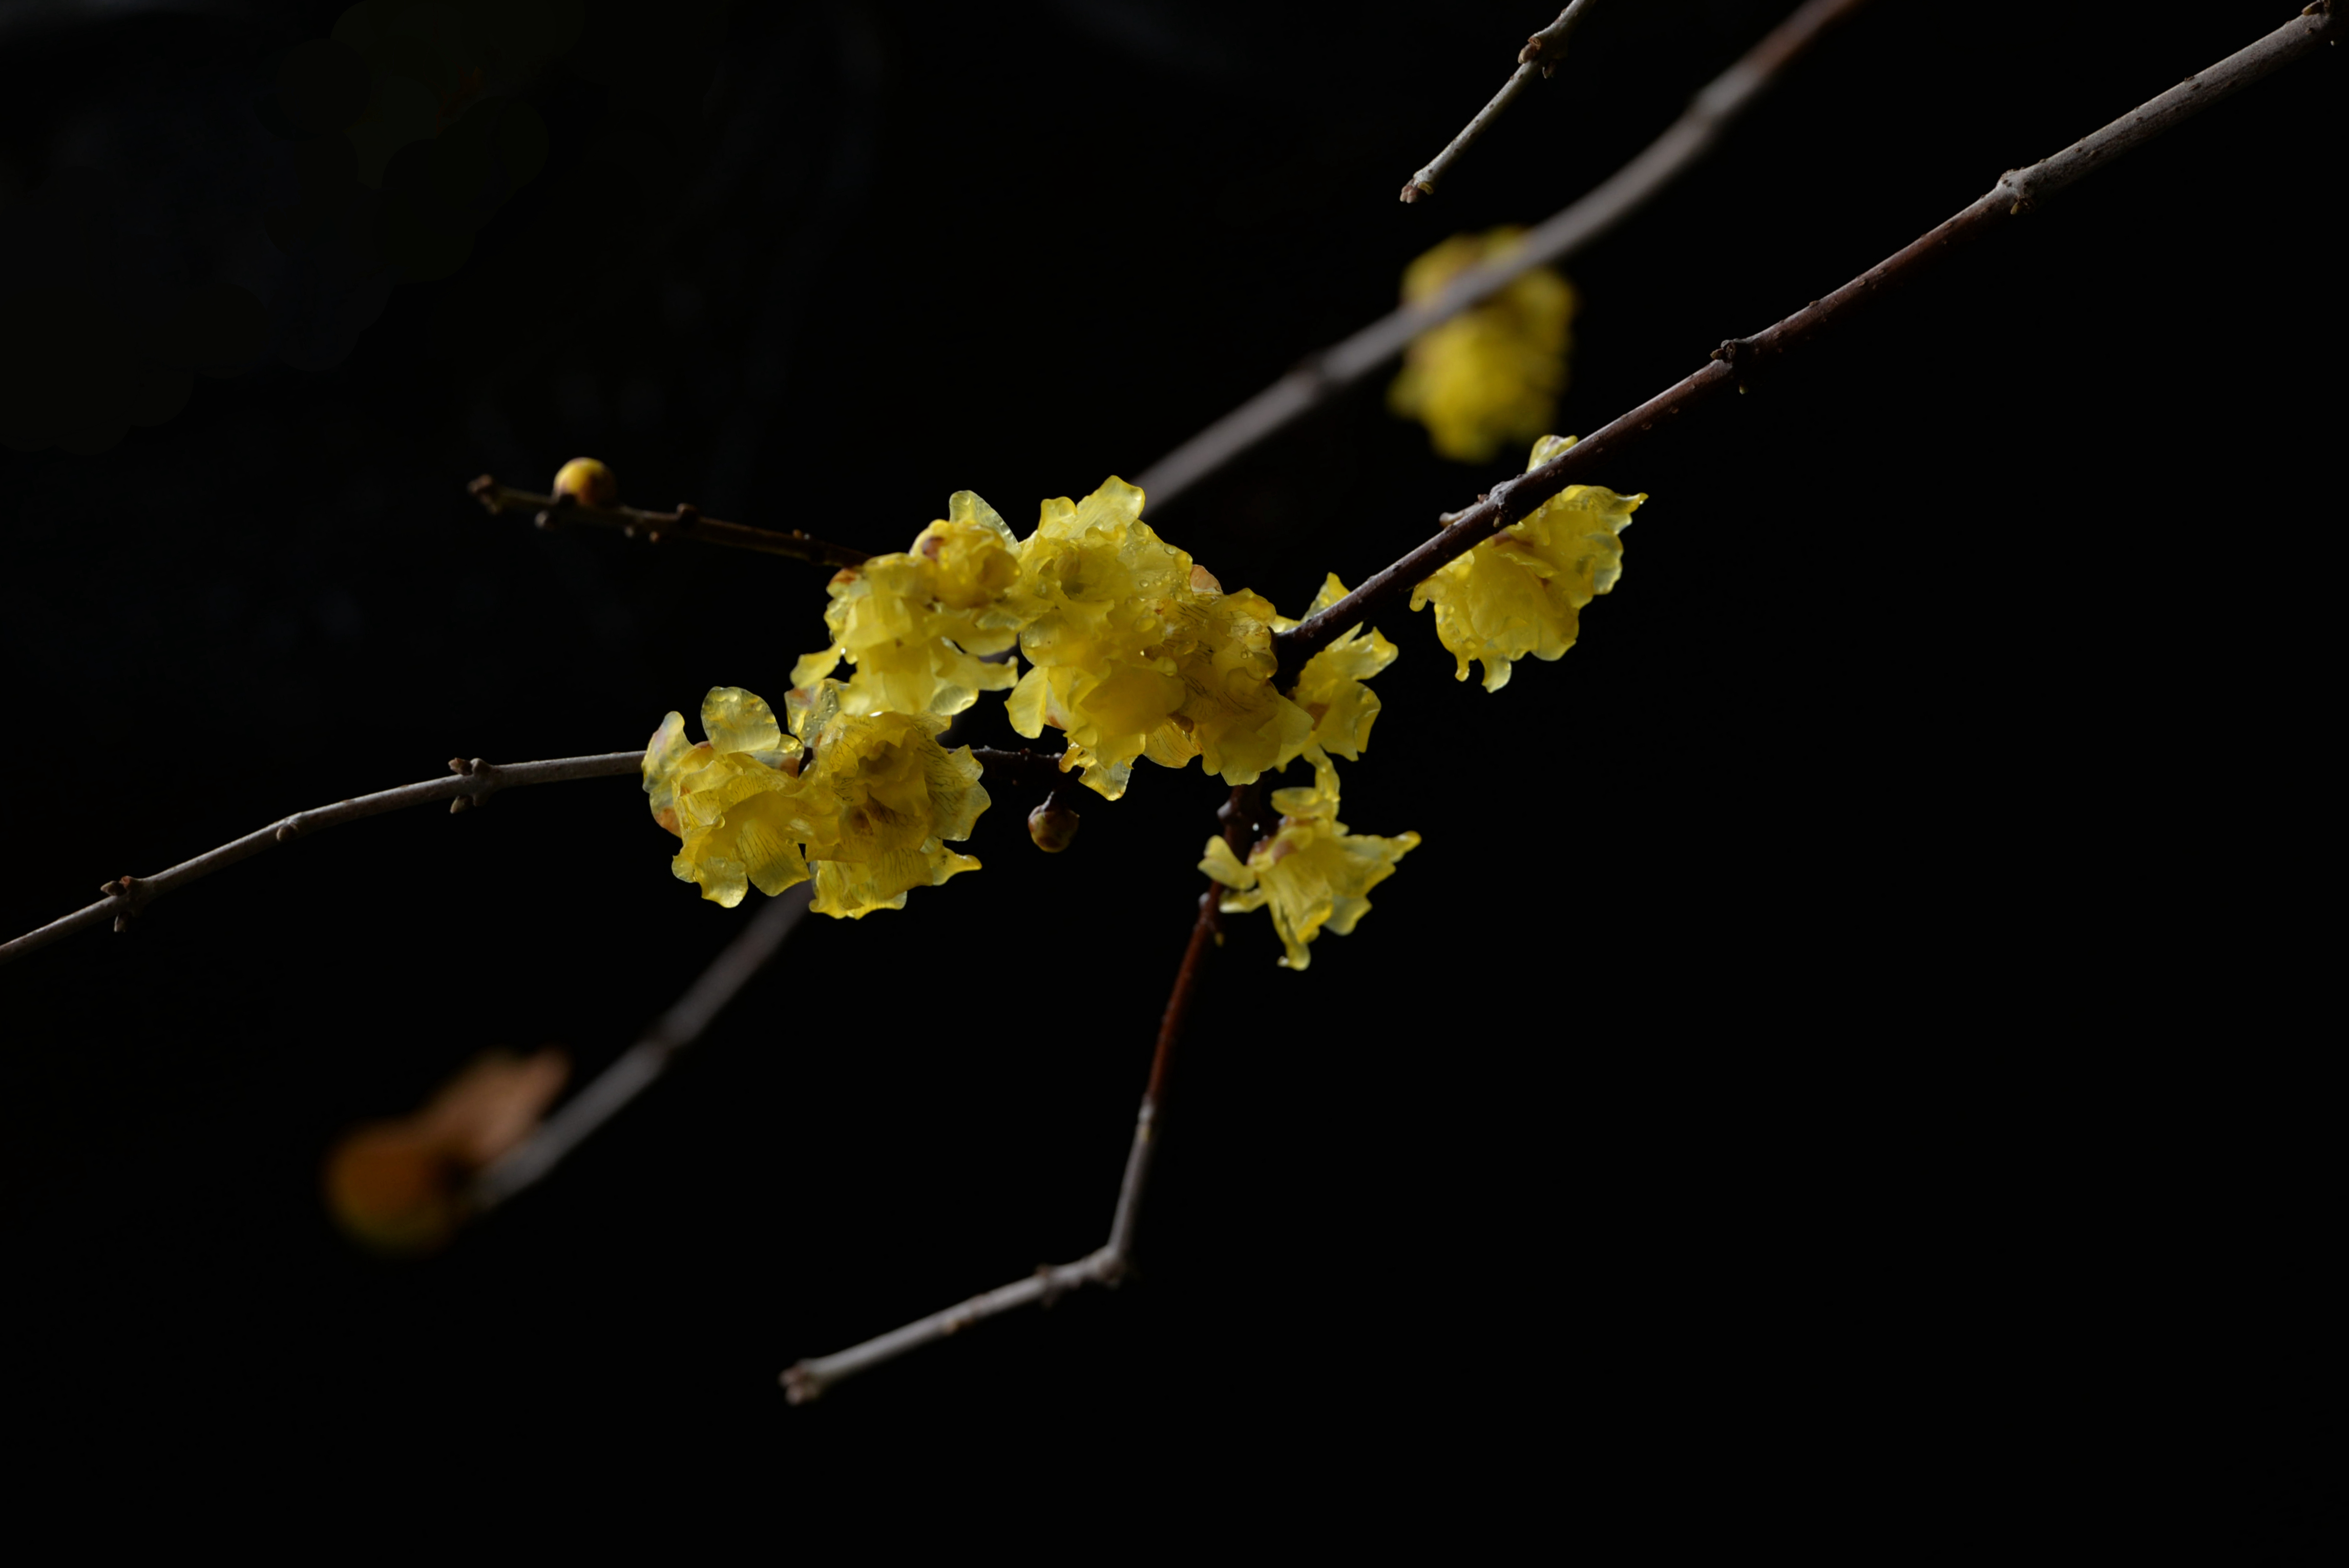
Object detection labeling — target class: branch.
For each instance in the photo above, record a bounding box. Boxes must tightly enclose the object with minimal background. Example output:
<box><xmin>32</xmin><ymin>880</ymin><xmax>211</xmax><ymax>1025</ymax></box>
<box><xmin>472</xmin><ymin>881</ymin><xmax>814</xmax><ymax>1211</ymax></box>
<box><xmin>1276</xmin><ymin>1</ymin><xmax>2337</xmax><ymax>673</ymax></box>
<box><xmin>1142</xmin><ymin>0</ymin><xmax>1866</xmax><ymax>510</ymax></box>
<box><xmin>468</xmin><ymin>476</ymin><xmax>870</xmax><ymax>569</ymax></box>
<box><xmin>1399</xmin><ymin>2</ymin><xmax>1602</xmax><ymax>203</ymax></box>
<box><xmin>0</xmin><ymin>751</ymin><xmax>643</xmax><ymax>966</ymax></box>
<box><xmin>781</xmin><ymin>784</ymin><xmax>1267</xmax><ymax>1403</ymax></box>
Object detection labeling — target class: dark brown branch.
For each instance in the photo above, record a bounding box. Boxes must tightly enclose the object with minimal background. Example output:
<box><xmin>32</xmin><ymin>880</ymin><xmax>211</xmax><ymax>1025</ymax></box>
<box><xmin>1277</xmin><ymin>1</ymin><xmax>2337</xmax><ymax>674</ymax></box>
<box><xmin>0</xmin><ymin>751</ymin><xmax>643</xmax><ymax>966</ymax></box>
<box><xmin>780</xmin><ymin>784</ymin><xmax>1264</xmax><ymax>1403</ymax></box>
<box><xmin>472</xmin><ymin>882</ymin><xmax>814</xmax><ymax>1211</ymax></box>
<box><xmin>1142</xmin><ymin>0</ymin><xmax>1867</xmax><ymax>509</ymax></box>
<box><xmin>1399</xmin><ymin>2</ymin><xmax>1601</xmax><ymax>203</ymax></box>
<box><xmin>468</xmin><ymin>476</ymin><xmax>870</xmax><ymax>569</ymax></box>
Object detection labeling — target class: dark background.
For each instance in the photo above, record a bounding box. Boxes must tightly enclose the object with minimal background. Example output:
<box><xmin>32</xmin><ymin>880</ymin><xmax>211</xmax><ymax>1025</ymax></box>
<box><xmin>0</xmin><ymin>0</ymin><xmax>2328</xmax><ymax>1523</ymax></box>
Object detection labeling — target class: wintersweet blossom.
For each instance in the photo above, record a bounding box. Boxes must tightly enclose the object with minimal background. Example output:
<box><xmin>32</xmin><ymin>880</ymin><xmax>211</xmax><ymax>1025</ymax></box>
<box><xmin>1387</xmin><ymin>227</ymin><xmax>1576</xmax><ymax>464</ymax></box>
<box><xmin>1276</xmin><ymin>573</ymin><xmax>1397</xmax><ymax>762</ymax></box>
<box><xmin>788</xmin><ymin>680</ymin><xmax>991</xmax><ymax>919</ymax></box>
<box><xmin>791</xmin><ymin>491</ymin><xmax>1024</xmax><ymax>719</ymax></box>
<box><xmin>642</xmin><ymin>683</ymin><xmax>989</xmax><ymax>915</ymax></box>
<box><xmin>645</xmin><ymin>686</ymin><xmax>819</xmax><ymax>908</ymax></box>
<box><xmin>1199</xmin><ymin>750</ymin><xmax>1419</xmax><ymax>970</ymax></box>
<box><xmin>1410</xmin><ymin>434</ymin><xmax>1644</xmax><ymax>692</ymax></box>
<box><xmin>1002</xmin><ymin>477</ymin><xmax>1192</xmax><ymax>799</ymax></box>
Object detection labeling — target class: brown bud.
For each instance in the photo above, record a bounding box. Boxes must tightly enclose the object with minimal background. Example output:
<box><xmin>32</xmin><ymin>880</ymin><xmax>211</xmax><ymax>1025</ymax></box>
<box><xmin>1027</xmin><ymin>798</ymin><xmax>1081</xmax><ymax>853</ymax></box>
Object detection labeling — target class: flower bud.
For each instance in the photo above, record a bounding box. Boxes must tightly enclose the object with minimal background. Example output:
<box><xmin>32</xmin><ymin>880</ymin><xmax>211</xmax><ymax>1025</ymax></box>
<box><xmin>552</xmin><ymin>456</ymin><xmax>619</xmax><ymax>509</ymax></box>
<box><xmin>1026</xmin><ymin>797</ymin><xmax>1081</xmax><ymax>853</ymax></box>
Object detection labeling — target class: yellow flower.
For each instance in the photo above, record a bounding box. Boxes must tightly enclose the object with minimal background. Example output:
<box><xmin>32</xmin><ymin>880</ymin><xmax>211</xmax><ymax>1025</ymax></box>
<box><xmin>1198</xmin><ymin>750</ymin><xmax>1419</xmax><ymax>970</ymax></box>
<box><xmin>1387</xmin><ymin>228</ymin><xmax>1576</xmax><ymax>464</ymax></box>
<box><xmin>1003</xmin><ymin>477</ymin><xmax>1198</xmax><ymax>800</ymax></box>
<box><xmin>790</xmin><ymin>687</ymin><xmax>992</xmax><ymax>919</ymax></box>
<box><xmin>1276</xmin><ymin>573</ymin><xmax>1397</xmax><ymax>762</ymax></box>
<box><xmin>790</xmin><ymin>492</ymin><xmax>1024</xmax><ymax>719</ymax></box>
<box><xmin>1145</xmin><ymin>575</ymin><xmax>1315</xmax><ymax>786</ymax></box>
<box><xmin>1409</xmin><ymin>434</ymin><xmax>1643</xmax><ymax>692</ymax></box>
<box><xmin>643</xmin><ymin>687</ymin><xmax>821</xmax><ymax>908</ymax></box>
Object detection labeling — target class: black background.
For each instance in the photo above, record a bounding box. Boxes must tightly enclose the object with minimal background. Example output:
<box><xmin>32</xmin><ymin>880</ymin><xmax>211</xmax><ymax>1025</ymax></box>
<box><xmin>0</xmin><ymin>0</ymin><xmax>2330</xmax><ymax>1525</ymax></box>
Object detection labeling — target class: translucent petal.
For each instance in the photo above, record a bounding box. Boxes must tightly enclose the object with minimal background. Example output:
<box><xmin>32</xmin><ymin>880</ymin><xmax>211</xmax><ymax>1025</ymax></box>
<box><xmin>702</xmin><ymin>687</ymin><xmax>786</xmax><ymax>755</ymax></box>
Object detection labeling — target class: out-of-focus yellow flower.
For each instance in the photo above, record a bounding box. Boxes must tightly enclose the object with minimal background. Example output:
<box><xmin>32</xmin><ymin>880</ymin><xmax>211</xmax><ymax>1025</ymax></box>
<box><xmin>1410</xmin><ymin>434</ymin><xmax>1643</xmax><ymax>692</ymax></box>
<box><xmin>791</xmin><ymin>492</ymin><xmax>1024</xmax><ymax>719</ymax></box>
<box><xmin>1004</xmin><ymin>477</ymin><xmax>1200</xmax><ymax>800</ymax></box>
<box><xmin>1199</xmin><ymin>750</ymin><xmax>1419</xmax><ymax>970</ymax></box>
<box><xmin>644</xmin><ymin>687</ymin><xmax>823</xmax><ymax>908</ymax></box>
<box><xmin>1276</xmin><ymin>573</ymin><xmax>1398</xmax><ymax>762</ymax></box>
<box><xmin>1388</xmin><ymin>227</ymin><xmax>1576</xmax><ymax>464</ymax></box>
<box><xmin>790</xmin><ymin>684</ymin><xmax>991</xmax><ymax>919</ymax></box>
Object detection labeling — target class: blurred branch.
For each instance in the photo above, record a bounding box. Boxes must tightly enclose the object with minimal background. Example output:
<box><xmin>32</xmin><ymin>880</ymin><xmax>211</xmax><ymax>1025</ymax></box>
<box><xmin>967</xmin><ymin>746</ymin><xmax>1071</xmax><ymax>790</ymax></box>
<box><xmin>1400</xmin><ymin>1</ymin><xmax>1602</xmax><ymax>203</ymax></box>
<box><xmin>781</xmin><ymin>784</ymin><xmax>1267</xmax><ymax>1403</ymax></box>
<box><xmin>473</xmin><ymin>882</ymin><xmax>815</xmax><ymax>1211</ymax></box>
<box><xmin>468</xmin><ymin>476</ymin><xmax>871</xmax><ymax>569</ymax></box>
<box><xmin>1276</xmin><ymin>1</ymin><xmax>2336</xmax><ymax>672</ymax></box>
<box><xmin>1140</xmin><ymin>0</ymin><xmax>1868</xmax><ymax>510</ymax></box>
<box><xmin>0</xmin><ymin>751</ymin><xmax>642</xmax><ymax>965</ymax></box>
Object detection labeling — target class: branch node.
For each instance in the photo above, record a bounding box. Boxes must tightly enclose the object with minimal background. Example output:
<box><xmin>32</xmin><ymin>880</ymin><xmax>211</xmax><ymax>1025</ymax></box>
<box><xmin>449</xmin><ymin>796</ymin><xmax>473</xmax><ymax>815</ymax></box>
<box><xmin>781</xmin><ymin>1365</ymin><xmax>819</xmax><ymax>1405</ymax></box>
<box><xmin>112</xmin><ymin>913</ymin><xmax>133</xmax><ymax>934</ymax></box>
<box><xmin>674</xmin><ymin>503</ymin><xmax>701</xmax><ymax>533</ymax></box>
<box><xmin>275</xmin><ymin>822</ymin><xmax>297</xmax><ymax>843</ymax></box>
<box><xmin>532</xmin><ymin>508</ymin><xmax>555</xmax><ymax>530</ymax></box>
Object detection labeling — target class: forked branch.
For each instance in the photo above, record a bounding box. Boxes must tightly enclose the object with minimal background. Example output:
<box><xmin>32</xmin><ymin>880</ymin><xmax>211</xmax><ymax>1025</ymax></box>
<box><xmin>1143</xmin><ymin>0</ymin><xmax>1868</xmax><ymax>508</ymax></box>
<box><xmin>1277</xmin><ymin>1</ymin><xmax>2337</xmax><ymax>672</ymax></box>
<box><xmin>1400</xmin><ymin>2</ymin><xmax>1603</xmax><ymax>203</ymax></box>
<box><xmin>781</xmin><ymin>785</ymin><xmax>1267</xmax><ymax>1403</ymax></box>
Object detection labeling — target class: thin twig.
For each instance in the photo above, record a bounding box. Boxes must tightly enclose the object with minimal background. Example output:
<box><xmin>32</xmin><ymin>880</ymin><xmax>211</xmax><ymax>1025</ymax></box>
<box><xmin>1140</xmin><ymin>0</ymin><xmax>1868</xmax><ymax>511</ymax></box>
<box><xmin>0</xmin><ymin>751</ymin><xmax>642</xmax><ymax>965</ymax></box>
<box><xmin>1400</xmin><ymin>2</ymin><xmax>1601</xmax><ymax>203</ymax></box>
<box><xmin>966</xmin><ymin>746</ymin><xmax>1072</xmax><ymax>790</ymax></box>
<box><xmin>1277</xmin><ymin>1</ymin><xmax>2337</xmax><ymax>675</ymax></box>
<box><xmin>469</xmin><ymin>476</ymin><xmax>870</xmax><ymax>569</ymax></box>
<box><xmin>473</xmin><ymin>881</ymin><xmax>815</xmax><ymax>1211</ymax></box>
<box><xmin>781</xmin><ymin>784</ymin><xmax>1267</xmax><ymax>1403</ymax></box>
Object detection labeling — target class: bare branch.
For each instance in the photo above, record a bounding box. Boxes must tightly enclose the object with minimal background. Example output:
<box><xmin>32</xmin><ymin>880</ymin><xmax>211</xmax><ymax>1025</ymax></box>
<box><xmin>0</xmin><ymin>751</ymin><xmax>643</xmax><ymax>966</ymax></box>
<box><xmin>473</xmin><ymin>882</ymin><xmax>814</xmax><ymax>1211</ymax></box>
<box><xmin>781</xmin><ymin>784</ymin><xmax>1267</xmax><ymax>1403</ymax></box>
<box><xmin>1400</xmin><ymin>2</ymin><xmax>1601</xmax><ymax>203</ymax></box>
<box><xmin>469</xmin><ymin>476</ymin><xmax>870</xmax><ymax>569</ymax></box>
<box><xmin>1141</xmin><ymin>0</ymin><xmax>1869</xmax><ymax>511</ymax></box>
<box><xmin>1276</xmin><ymin>1</ymin><xmax>2337</xmax><ymax>674</ymax></box>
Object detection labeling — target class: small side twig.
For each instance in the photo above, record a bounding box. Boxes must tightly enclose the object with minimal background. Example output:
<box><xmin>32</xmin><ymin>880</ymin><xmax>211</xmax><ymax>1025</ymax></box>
<box><xmin>0</xmin><ymin>751</ymin><xmax>643</xmax><ymax>965</ymax></box>
<box><xmin>1276</xmin><ymin>1</ymin><xmax>2336</xmax><ymax>675</ymax></box>
<box><xmin>469</xmin><ymin>476</ymin><xmax>870</xmax><ymax>569</ymax></box>
<box><xmin>781</xmin><ymin>784</ymin><xmax>1265</xmax><ymax>1404</ymax></box>
<box><xmin>1399</xmin><ymin>1</ymin><xmax>1600</xmax><ymax>202</ymax></box>
<box><xmin>967</xmin><ymin>746</ymin><xmax>1072</xmax><ymax>791</ymax></box>
<box><xmin>472</xmin><ymin>882</ymin><xmax>814</xmax><ymax>1211</ymax></box>
<box><xmin>1141</xmin><ymin>0</ymin><xmax>1866</xmax><ymax>509</ymax></box>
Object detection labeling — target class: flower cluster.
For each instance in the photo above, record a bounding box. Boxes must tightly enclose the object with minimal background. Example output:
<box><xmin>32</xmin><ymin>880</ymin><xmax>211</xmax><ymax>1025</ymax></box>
<box><xmin>1412</xmin><ymin>435</ymin><xmax>1645</xmax><ymax>692</ymax></box>
<box><xmin>633</xmin><ymin>447</ymin><xmax>1637</xmax><ymax>967</ymax></box>
<box><xmin>1387</xmin><ymin>227</ymin><xmax>1577</xmax><ymax>465</ymax></box>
